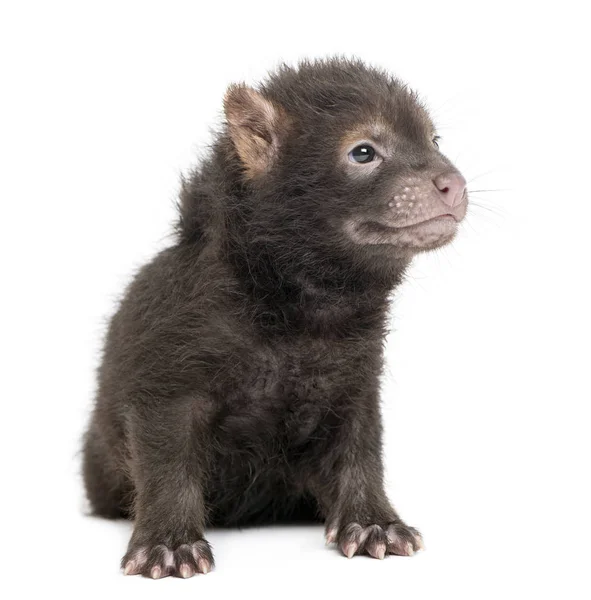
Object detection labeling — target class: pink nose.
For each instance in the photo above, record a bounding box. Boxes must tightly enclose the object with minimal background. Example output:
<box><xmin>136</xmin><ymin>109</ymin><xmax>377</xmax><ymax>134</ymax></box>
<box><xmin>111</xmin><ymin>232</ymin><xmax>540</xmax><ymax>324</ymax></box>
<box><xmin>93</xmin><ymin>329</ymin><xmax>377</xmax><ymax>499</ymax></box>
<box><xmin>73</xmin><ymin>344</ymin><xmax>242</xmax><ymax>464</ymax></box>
<box><xmin>433</xmin><ymin>172</ymin><xmax>467</xmax><ymax>207</ymax></box>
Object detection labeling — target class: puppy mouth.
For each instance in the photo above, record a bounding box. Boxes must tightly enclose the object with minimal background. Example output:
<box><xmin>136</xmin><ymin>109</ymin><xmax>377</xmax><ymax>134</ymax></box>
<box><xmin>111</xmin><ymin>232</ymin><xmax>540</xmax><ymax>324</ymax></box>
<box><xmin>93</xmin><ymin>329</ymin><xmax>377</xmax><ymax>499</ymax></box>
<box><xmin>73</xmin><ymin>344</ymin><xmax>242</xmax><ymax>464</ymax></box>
<box><xmin>365</xmin><ymin>213</ymin><xmax>460</xmax><ymax>233</ymax></box>
<box><xmin>345</xmin><ymin>213</ymin><xmax>461</xmax><ymax>249</ymax></box>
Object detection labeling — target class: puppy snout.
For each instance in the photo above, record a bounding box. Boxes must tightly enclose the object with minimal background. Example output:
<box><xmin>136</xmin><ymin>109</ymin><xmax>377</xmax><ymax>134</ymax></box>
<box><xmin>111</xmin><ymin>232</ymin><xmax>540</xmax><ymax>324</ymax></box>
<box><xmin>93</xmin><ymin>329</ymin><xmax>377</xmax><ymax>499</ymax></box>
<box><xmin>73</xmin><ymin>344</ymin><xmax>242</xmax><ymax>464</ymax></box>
<box><xmin>433</xmin><ymin>172</ymin><xmax>466</xmax><ymax>208</ymax></box>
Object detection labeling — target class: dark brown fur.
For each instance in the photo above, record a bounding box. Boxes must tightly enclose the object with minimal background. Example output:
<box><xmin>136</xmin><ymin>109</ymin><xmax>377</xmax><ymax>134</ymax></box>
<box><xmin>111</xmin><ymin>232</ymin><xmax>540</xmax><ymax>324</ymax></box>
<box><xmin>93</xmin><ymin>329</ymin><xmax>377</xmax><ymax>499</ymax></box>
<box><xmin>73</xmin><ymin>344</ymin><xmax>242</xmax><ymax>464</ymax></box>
<box><xmin>82</xmin><ymin>58</ymin><xmax>467</xmax><ymax>578</ymax></box>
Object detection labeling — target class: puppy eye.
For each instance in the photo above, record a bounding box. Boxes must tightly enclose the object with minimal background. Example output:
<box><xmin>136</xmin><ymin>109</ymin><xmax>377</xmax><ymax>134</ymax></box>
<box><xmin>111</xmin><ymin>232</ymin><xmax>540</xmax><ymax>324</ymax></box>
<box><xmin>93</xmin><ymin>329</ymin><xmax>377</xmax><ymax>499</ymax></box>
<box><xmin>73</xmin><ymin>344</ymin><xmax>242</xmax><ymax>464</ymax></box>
<box><xmin>348</xmin><ymin>144</ymin><xmax>376</xmax><ymax>164</ymax></box>
<box><xmin>432</xmin><ymin>136</ymin><xmax>441</xmax><ymax>149</ymax></box>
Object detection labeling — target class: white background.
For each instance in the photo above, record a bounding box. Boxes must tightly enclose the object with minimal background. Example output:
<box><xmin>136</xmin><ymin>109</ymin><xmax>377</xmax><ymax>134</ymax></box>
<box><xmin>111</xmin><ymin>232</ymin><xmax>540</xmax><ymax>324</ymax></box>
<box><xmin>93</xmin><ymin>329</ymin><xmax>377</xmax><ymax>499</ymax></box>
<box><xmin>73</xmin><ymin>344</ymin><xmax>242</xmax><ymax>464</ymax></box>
<box><xmin>1</xmin><ymin>1</ymin><xmax>590</xmax><ymax>598</ymax></box>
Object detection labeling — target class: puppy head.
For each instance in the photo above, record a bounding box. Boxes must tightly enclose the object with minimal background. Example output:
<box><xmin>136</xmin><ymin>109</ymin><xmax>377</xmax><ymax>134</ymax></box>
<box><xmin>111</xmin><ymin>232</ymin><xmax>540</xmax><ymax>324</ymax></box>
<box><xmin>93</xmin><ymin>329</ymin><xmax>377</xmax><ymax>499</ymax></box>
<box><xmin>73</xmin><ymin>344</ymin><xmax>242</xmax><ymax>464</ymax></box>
<box><xmin>224</xmin><ymin>59</ymin><xmax>467</xmax><ymax>265</ymax></box>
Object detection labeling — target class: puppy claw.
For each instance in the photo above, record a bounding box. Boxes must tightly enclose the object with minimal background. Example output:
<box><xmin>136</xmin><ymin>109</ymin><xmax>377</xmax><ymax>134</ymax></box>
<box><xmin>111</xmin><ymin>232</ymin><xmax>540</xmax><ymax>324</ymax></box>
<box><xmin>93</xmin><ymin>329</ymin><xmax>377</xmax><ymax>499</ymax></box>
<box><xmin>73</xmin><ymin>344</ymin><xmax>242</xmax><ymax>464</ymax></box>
<box><xmin>369</xmin><ymin>543</ymin><xmax>386</xmax><ymax>560</ymax></box>
<box><xmin>344</xmin><ymin>542</ymin><xmax>358</xmax><ymax>558</ymax></box>
<box><xmin>385</xmin><ymin>522</ymin><xmax>423</xmax><ymax>556</ymax></box>
<box><xmin>325</xmin><ymin>528</ymin><xmax>338</xmax><ymax>545</ymax></box>
<box><xmin>198</xmin><ymin>558</ymin><xmax>211</xmax><ymax>574</ymax></box>
<box><xmin>179</xmin><ymin>564</ymin><xmax>192</xmax><ymax>578</ymax></box>
<box><xmin>151</xmin><ymin>566</ymin><xmax>162</xmax><ymax>579</ymax></box>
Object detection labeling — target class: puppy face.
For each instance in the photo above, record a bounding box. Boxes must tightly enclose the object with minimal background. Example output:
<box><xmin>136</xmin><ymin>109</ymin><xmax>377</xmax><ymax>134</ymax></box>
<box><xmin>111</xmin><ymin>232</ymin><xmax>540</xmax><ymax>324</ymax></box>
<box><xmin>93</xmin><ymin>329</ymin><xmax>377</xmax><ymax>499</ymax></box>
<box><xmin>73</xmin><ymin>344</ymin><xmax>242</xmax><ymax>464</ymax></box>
<box><xmin>335</xmin><ymin>116</ymin><xmax>467</xmax><ymax>256</ymax></box>
<box><xmin>224</xmin><ymin>61</ymin><xmax>468</xmax><ymax>263</ymax></box>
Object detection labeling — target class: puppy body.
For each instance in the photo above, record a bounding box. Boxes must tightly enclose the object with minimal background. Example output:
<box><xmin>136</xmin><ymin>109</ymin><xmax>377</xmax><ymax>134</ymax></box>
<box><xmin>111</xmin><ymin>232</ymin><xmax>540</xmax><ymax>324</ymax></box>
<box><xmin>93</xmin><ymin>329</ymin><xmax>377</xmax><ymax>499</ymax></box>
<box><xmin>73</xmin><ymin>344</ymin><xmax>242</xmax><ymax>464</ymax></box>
<box><xmin>83</xmin><ymin>59</ymin><xmax>467</xmax><ymax>577</ymax></box>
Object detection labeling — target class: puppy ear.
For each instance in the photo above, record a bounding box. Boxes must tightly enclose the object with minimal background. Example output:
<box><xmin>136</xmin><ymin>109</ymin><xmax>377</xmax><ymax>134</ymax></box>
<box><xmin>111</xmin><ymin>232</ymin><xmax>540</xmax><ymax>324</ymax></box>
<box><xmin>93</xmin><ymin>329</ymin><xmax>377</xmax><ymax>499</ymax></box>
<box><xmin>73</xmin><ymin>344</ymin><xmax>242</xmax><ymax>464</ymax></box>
<box><xmin>224</xmin><ymin>84</ymin><xmax>286</xmax><ymax>179</ymax></box>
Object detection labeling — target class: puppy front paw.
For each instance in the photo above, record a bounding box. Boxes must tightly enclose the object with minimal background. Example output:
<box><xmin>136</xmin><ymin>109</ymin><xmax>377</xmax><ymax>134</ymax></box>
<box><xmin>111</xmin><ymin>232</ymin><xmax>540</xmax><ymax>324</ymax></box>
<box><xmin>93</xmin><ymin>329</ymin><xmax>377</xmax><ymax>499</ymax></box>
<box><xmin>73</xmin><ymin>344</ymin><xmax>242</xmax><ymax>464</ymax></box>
<box><xmin>122</xmin><ymin>539</ymin><xmax>214</xmax><ymax>578</ymax></box>
<box><xmin>326</xmin><ymin>521</ymin><xmax>423</xmax><ymax>559</ymax></box>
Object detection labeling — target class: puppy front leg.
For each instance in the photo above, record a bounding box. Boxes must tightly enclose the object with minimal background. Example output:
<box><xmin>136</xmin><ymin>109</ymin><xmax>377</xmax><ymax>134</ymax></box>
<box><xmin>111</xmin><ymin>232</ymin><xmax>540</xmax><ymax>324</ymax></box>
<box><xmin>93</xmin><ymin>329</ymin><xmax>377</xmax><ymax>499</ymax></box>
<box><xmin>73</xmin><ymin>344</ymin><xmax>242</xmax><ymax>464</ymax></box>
<box><xmin>121</xmin><ymin>397</ymin><xmax>214</xmax><ymax>578</ymax></box>
<box><xmin>312</xmin><ymin>405</ymin><xmax>424</xmax><ymax>559</ymax></box>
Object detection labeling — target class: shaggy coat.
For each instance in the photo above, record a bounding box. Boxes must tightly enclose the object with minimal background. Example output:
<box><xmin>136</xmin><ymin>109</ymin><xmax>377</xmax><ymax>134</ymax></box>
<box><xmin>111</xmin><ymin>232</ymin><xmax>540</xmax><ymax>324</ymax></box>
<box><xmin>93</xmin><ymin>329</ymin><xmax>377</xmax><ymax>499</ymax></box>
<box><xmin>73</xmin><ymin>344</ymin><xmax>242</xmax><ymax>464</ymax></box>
<box><xmin>83</xmin><ymin>58</ymin><xmax>467</xmax><ymax>578</ymax></box>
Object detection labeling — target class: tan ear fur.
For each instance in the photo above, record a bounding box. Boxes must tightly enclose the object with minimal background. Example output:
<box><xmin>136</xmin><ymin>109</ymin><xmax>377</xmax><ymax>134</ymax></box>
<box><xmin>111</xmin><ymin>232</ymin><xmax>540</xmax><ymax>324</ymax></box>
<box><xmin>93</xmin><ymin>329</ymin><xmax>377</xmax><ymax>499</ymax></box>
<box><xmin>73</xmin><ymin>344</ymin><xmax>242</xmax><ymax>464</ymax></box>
<box><xmin>224</xmin><ymin>85</ymin><xmax>285</xmax><ymax>179</ymax></box>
